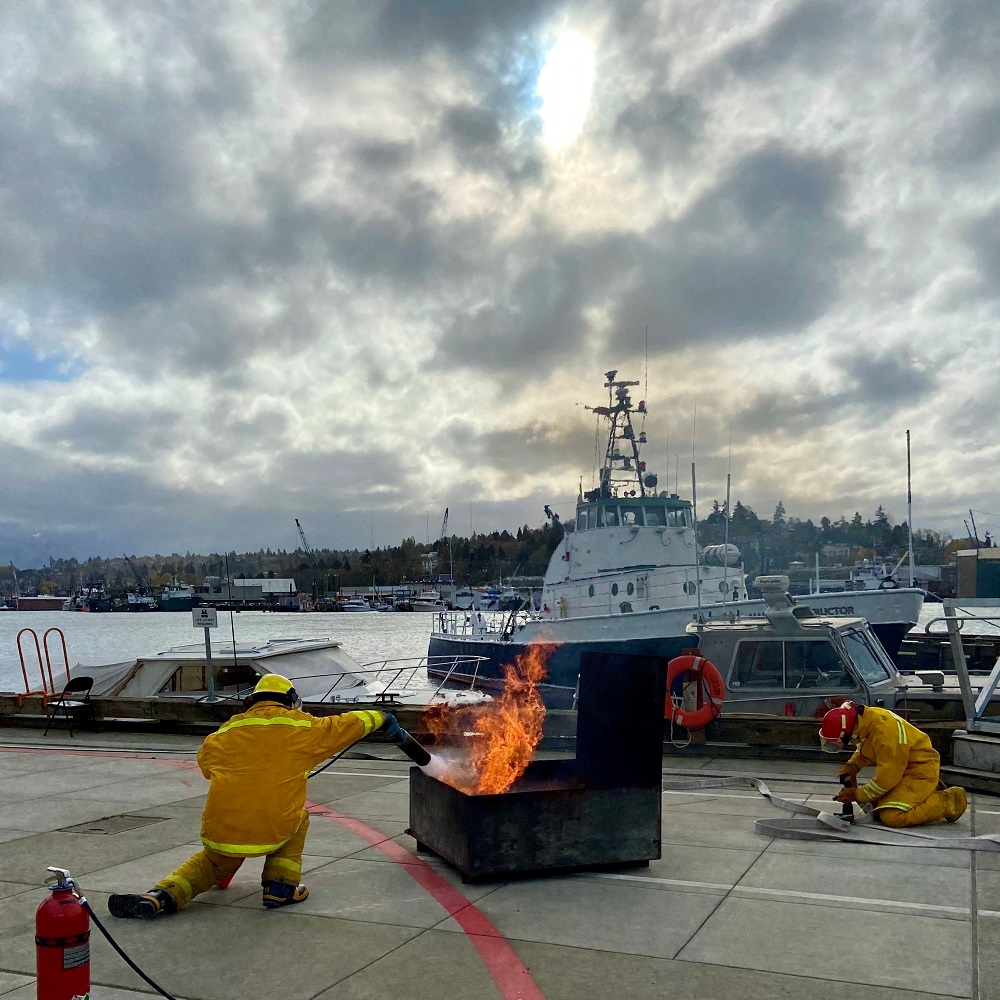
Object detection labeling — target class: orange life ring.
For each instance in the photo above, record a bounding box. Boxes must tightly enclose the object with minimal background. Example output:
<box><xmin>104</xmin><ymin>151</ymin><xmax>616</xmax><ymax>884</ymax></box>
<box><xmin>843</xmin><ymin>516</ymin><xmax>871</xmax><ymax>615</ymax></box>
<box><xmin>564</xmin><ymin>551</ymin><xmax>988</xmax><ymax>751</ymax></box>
<box><xmin>665</xmin><ymin>654</ymin><xmax>725</xmax><ymax>729</ymax></box>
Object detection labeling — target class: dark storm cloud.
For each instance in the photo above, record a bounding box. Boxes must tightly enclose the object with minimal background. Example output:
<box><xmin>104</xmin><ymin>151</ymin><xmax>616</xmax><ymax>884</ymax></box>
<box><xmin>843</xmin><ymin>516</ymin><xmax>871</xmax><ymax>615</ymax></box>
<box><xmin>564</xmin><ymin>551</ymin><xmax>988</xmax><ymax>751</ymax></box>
<box><xmin>613</xmin><ymin>90</ymin><xmax>705</xmax><ymax>170</ymax></box>
<box><xmin>436</xmin><ymin>416</ymin><xmax>596</xmax><ymax>483</ymax></box>
<box><xmin>429</xmin><ymin>231</ymin><xmax>634</xmax><ymax>373</ymax></box>
<box><xmin>430</xmin><ymin>143</ymin><xmax>858</xmax><ymax>379</ymax></box>
<box><xmin>932</xmin><ymin>102</ymin><xmax>1000</xmax><ymax>170</ymax></box>
<box><xmin>38</xmin><ymin>404</ymin><xmax>184</xmax><ymax>456</ymax></box>
<box><xmin>931</xmin><ymin>0</ymin><xmax>1000</xmax><ymax>77</ymax></box>
<box><xmin>613</xmin><ymin>144</ymin><xmax>860</xmax><ymax>348</ymax></box>
<box><xmin>724</xmin><ymin>0</ymin><xmax>867</xmax><ymax>76</ymax></box>
<box><xmin>732</xmin><ymin>351</ymin><xmax>936</xmax><ymax>438</ymax></box>
<box><xmin>372</xmin><ymin>0</ymin><xmax>556</xmax><ymax>54</ymax></box>
<box><xmin>836</xmin><ymin>352</ymin><xmax>936</xmax><ymax>408</ymax></box>
<box><xmin>730</xmin><ymin>386</ymin><xmax>844</xmax><ymax>438</ymax></box>
<box><xmin>964</xmin><ymin>207</ymin><xmax>1000</xmax><ymax>295</ymax></box>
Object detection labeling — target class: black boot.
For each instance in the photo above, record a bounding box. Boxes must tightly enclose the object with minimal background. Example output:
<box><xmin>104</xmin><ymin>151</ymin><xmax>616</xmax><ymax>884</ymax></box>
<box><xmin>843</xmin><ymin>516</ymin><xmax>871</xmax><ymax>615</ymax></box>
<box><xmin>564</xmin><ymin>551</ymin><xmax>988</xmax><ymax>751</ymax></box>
<box><xmin>108</xmin><ymin>888</ymin><xmax>177</xmax><ymax>919</ymax></box>
<box><xmin>261</xmin><ymin>880</ymin><xmax>309</xmax><ymax>909</ymax></box>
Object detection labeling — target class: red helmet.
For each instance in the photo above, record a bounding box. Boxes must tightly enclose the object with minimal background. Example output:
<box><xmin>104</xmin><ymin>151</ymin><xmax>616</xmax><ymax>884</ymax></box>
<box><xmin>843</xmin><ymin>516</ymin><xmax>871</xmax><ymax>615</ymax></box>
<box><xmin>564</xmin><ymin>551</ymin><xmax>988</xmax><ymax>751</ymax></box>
<box><xmin>818</xmin><ymin>702</ymin><xmax>858</xmax><ymax>752</ymax></box>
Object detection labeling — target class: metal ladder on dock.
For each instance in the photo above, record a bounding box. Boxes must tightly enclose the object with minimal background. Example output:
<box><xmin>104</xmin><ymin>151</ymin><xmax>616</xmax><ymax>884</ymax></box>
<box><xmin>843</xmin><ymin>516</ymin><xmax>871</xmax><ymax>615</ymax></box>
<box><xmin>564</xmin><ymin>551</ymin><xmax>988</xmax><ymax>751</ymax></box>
<box><xmin>935</xmin><ymin>601</ymin><xmax>1000</xmax><ymax>794</ymax></box>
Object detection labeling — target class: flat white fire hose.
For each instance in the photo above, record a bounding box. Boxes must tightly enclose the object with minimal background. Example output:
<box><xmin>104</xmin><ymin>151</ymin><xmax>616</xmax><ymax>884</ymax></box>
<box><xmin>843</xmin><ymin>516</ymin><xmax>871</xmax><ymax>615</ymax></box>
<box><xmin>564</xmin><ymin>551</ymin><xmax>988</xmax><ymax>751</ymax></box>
<box><xmin>661</xmin><ymin>774</ymin><xmax>1000</xmax><ymax>853</ymax></box>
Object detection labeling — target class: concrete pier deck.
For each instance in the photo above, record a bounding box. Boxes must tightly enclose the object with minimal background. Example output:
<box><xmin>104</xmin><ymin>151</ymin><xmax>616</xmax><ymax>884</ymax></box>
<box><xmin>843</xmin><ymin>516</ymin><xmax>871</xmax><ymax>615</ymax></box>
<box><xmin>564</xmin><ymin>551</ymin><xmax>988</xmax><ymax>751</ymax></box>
<box><xmin>0</xmin><ymin>732</ymin><xmax>997</xmax><ymax>1000</ymax></box>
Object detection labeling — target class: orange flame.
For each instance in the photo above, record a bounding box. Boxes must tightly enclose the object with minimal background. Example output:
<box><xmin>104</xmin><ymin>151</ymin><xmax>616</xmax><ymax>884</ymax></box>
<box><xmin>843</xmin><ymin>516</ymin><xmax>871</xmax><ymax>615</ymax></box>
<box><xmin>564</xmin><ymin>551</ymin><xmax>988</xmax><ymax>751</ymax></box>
<box><xmin>423</xmin><ymin>643</ymin><xmax>554</xmax><ymax>794</ymax></box>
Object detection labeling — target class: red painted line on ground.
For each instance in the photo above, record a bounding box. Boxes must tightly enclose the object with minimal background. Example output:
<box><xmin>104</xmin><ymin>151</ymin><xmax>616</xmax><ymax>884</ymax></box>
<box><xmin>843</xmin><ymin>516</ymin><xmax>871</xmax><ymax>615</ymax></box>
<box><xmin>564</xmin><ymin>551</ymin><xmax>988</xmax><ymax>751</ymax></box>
<box><xmin>308</xmin><ymin>802</ymin><xmax>545</xmax><ymax>1000</ymax></box>
<box><xmin>2</xmin><ymin>746</ymin><xmax>546</xmax><ymax>1000</ymax></box>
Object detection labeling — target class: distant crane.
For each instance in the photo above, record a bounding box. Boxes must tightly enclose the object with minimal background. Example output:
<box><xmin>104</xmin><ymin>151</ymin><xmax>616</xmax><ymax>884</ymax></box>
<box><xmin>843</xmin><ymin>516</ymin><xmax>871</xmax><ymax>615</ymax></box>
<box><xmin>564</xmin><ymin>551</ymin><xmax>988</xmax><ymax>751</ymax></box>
<box><xmin>295</xmin><ymin>518</ymin><xmax>312</xmax><ymax>554</ymax></box>
<box><xmin>440</xmin><ymin>508</ymin><xmax>454</xmax><ymax>585</ymax></box>
<box><xmin>123</xmin><ymin>553</ymin><xmax>154</xmax><ymax>595</ymax></box>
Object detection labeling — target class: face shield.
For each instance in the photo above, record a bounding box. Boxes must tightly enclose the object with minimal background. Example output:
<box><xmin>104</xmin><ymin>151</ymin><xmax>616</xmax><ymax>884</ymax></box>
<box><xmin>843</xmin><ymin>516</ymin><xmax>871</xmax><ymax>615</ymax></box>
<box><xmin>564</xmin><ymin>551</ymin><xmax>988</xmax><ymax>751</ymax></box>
<box><xmin>819</xmin><ymin>734</ymin><xmax>848</xmax><ymax>753</ymax></box>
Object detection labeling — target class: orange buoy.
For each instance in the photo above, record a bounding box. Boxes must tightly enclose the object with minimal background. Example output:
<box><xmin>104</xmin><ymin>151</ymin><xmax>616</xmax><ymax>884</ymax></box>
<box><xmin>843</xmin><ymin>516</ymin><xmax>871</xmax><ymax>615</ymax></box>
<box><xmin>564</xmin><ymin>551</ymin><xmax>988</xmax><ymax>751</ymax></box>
<box><xmin>665</xmin><ymin>654</ymin><xmax>725</xmax><ymax>729</ymax></box>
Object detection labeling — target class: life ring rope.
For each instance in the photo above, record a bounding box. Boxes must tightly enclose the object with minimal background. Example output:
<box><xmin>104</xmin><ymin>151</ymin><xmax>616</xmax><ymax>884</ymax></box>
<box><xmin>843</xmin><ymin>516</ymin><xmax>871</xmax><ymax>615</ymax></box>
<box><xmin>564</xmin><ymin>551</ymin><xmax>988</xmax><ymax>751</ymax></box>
<box><xmin>665</xmin><ymin>654</ymin><xmax>726</xmax><ymax>730</ymax></box>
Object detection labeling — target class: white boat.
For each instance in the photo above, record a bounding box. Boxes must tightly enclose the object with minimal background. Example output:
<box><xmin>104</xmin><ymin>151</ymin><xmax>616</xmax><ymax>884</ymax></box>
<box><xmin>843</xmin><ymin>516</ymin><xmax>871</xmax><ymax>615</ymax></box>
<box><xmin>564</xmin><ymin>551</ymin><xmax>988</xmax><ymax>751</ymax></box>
<box><xmin>126</xmin><ymin>592</ymin><xmax>157</xmax><ymax>612</ymax></box>
<box><xmin>410</xmin><ymin>589</ymin><xmax>449</xmax><ymax>612</ymax></box>
<box><xmin>451</xmin><ymin>587</ymin><xmax>476</xmax><ymax>611</ymax></box>
<box><xmin>340</xmin><ymin>597</ymin><xmax>376</xmax><ymax>613</ymax></box>
<box><xmin>848</xmin><ymin>557</ymin><xmax>905</xmax><ymax>591</ymax></box>
<box><xmin>478</xmin><ymin>586</ymin><xmax>503</xmax><ymax>611</ymax></box>
<box><xmin>75</xmin><ymin>636</ymin><xmax>491</xmax><ymax>707</ymax></box>
<box><xmin>428</xmin><ymin>369</ymin><xmax>924</xmax><ymax>706</ymax></box>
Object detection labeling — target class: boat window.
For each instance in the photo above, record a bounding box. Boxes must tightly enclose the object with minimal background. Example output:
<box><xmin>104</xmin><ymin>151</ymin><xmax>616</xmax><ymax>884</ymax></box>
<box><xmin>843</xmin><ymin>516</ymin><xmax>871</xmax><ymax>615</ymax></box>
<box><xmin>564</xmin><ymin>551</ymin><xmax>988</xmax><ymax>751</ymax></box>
<box><xmin>611</xmin><ymin>583</ymin><xmax>619</xmax><ymax>596</ymax></box>
<box><xmin>587</xmin><ymin>506</ymin><xmax>599</xmax><ymax>530</ymax></box>
<box><xmin>683</xmin><ymin>580</ymin><xmax>697</xmax><ymax>595</ymax></box>
<box><xmin>841</xmin><ymin>630</ymin><xmax>892</xmax><ymax>684</ymax></box>
<box><xmin>627</xmin><ymin>582</ymin><xmax>634</xmax><ymax>596</ymax></box>
<box><xmin>621</xmin><ymin>505</ymin><xmax>643</xmax><ymax>526</ymax></box>
<box><xmin>666</xmin><ymin>509</ymin><xmax>688</xmax><ymax>528</ymax></box>
<box><xmin>784</xmin><ymin>642</ymin><xmax>856</xmax><ymax>690</ymax></box>
<box><xmin>603</xmin><ymin>507</ymin><xmax>619</xmax><ymax>526</ymax></box>
<box><xmin>734</xmin><ymin>641</ymin><xmax>784</xmax><ymax>688</ymax></box>
<box><xmin>644</xmin><ymin>507</ymin><xmax>661</xmax><ymax>527</ymax></box>
<box><xmin>576</xmin><ymin>510</ymin><xmax>587</xmax><ymax>531</ymax></box>
<box><xmin>588</xmin><ymin>585</ymin><xmax>595</xmax><ymax>597</ymax></box>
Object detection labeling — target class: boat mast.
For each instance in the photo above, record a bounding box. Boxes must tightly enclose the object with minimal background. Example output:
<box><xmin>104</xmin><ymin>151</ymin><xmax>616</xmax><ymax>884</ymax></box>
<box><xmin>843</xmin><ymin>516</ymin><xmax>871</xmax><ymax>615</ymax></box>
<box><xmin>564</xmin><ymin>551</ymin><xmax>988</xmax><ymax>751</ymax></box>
<box><xmin>906</xmin><ymin>430</ymin><xmax>915</xmax><ymax>586</ymax></box>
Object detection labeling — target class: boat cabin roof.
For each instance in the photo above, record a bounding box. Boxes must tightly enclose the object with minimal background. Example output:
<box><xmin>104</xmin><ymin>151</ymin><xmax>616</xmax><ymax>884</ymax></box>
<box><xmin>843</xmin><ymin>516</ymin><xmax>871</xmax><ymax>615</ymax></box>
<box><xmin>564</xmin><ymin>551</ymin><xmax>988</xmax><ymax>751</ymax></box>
<box><xmin>686</xmin><ymin>612</ymin><xmax>872</xmax><ymax>640</ymax></box>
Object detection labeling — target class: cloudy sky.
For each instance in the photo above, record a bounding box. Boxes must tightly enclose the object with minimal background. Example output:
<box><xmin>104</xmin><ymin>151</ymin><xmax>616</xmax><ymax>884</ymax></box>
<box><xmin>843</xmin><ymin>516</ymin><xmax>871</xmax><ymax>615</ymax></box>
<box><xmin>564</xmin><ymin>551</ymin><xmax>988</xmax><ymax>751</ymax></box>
<box><xmin>2</xmin><ymin>0</ymin><xmax>998</xmax><ymax>566</ymax></box>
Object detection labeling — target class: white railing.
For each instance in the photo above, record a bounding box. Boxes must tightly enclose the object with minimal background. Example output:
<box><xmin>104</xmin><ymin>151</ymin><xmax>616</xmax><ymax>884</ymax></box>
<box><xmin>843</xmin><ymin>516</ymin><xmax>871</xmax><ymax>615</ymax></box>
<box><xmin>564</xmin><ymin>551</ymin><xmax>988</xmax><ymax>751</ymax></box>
<box><xmin>283</xmin><ymin>654</ymin><xmax>489</xmax><ymax>704</ymax></box>
<box><xmin>434</xmin><ymin>610</ymin><xmax>536</xmax><ymax>638</ymax></box>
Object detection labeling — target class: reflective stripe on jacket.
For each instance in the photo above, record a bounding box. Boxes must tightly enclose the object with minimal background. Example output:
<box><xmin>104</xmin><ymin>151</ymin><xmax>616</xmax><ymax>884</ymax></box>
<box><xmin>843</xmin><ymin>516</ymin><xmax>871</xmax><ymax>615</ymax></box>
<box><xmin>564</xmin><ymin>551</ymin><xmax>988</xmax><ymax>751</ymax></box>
<box><xmin>847</xmin><ymin>706</ymin><xmax>939</xmax><ymax>805</ymax></box>
<box><xmin>196</xmin><ymin>703</ymin><xmax>385</xmax><ymax>855</ymax></box>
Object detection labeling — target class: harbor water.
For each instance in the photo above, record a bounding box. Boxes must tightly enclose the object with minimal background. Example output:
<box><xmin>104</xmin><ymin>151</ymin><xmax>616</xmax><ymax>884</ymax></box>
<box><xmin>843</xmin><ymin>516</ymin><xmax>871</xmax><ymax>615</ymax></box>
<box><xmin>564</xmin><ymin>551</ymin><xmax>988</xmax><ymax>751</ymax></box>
<box><xmin>0</xmin><ymin>609</ymin><xmax>438</xmax><ymax>694</ymax></box>
<box><xmin>0</xmin><ymin>602</ymin><xmax>996</xmax><ymax>696</ymax></box>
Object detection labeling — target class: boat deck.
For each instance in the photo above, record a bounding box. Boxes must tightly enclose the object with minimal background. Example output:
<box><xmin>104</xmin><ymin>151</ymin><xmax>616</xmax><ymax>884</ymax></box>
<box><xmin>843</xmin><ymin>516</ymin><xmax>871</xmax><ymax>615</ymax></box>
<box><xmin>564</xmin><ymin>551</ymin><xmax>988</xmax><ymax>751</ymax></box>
<box><xmin>0</xmin><ymin>732</ymin><xmax>997</xmax><ymax>1000</ymax></box>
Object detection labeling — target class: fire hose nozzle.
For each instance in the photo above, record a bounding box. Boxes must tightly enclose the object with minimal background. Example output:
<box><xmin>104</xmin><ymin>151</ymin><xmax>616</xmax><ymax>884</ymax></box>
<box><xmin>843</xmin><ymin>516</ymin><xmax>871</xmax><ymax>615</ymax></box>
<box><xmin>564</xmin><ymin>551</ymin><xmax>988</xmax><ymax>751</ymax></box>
<box><xmin>837</xmin><ymin>773</ymin><xmax>855</xmax><ymax>822</ymax></box>
<box><xmin>391</xmin><ymin>728</ymin><xmax>432</xmax><ymax>767</ymax></box>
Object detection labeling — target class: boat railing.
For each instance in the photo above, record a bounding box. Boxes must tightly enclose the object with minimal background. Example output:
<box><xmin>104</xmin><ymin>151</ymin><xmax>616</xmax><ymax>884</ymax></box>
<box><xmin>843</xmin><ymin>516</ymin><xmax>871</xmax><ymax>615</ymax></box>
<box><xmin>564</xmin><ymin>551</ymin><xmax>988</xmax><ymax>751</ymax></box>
<box><xmin>434</xmin><ymin>610</ymin><xmax>537</xmax><ymax>637</ymax></box>
<box><xmin>927</xmin><ymin>603</ymin><xmax>1000</xmax><ymax>734</ymax></box>
<box><xmin>284</xmin><ymin>654</ymin><xmax>489</xmax><ymax>704</ymax></box>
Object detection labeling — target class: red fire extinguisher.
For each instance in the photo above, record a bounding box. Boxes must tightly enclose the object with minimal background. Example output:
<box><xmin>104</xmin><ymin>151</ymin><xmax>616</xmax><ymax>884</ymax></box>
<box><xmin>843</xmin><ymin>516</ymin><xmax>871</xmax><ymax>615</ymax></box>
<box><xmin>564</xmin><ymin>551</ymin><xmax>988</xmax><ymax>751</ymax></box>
<box><xmin>36</xmin><ymin>866</ymin><xmax>90</xmax><ymax>1000</ymax></box>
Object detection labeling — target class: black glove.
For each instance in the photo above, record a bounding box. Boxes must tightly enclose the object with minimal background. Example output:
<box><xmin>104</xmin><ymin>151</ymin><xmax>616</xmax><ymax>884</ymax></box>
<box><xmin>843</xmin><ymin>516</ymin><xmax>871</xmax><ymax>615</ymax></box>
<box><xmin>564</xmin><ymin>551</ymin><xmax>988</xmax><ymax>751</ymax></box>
<box><xmin>380</xmin><ymin>713</ymin><xmax>403</xmax><ymax>741</ymax></box>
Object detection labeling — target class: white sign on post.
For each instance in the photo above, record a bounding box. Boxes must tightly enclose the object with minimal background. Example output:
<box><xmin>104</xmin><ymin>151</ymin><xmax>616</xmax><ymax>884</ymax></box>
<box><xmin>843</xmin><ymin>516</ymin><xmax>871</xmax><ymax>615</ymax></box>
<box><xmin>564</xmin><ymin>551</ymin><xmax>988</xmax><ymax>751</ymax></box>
<box><xmin>192</xmin><ymin>607</ymin><xmax>218</xmax><ymax>629</ymax></box>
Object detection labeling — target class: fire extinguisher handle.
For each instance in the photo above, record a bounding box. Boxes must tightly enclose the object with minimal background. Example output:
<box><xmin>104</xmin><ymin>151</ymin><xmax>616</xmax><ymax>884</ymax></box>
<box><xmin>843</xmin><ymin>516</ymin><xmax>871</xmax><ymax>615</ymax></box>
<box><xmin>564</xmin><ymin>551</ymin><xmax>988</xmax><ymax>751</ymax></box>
<box><xmin>45</xmin><ymin>866</ymin><xmax>75</xmax><ymax>890</ymax></box>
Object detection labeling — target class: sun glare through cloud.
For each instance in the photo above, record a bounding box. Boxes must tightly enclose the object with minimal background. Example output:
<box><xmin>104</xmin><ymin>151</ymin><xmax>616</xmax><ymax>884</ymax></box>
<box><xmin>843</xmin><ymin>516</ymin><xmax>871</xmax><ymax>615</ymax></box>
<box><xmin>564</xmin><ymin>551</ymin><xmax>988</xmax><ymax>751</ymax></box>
<box><xmin>537</xmin><ymin>31</ymin><xmax>595</xmax><ymax>148</ymax></box>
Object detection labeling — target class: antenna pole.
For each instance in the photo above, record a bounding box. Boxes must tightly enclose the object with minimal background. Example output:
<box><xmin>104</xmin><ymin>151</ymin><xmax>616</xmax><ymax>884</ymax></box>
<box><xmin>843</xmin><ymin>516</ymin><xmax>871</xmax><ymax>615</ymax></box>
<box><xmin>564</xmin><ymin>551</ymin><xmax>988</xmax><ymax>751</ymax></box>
<box><xmin>723</xmin><ymin>471</ymin><xmax>732</xmax><ymax>605</ymax></box>
<box><xmin>692</xmin><ymin>462</ymin><xmax>702</xmax><ymax>617</ymax></box>
<box><xmin>970</xmin><ymin>509</ymin><xmax>980</xmax><ymax>548</ymax></box>
<box><xmin>906</xmin><ymin>430</ymin><xmax>915</xmax><ymax>586</ymax></box>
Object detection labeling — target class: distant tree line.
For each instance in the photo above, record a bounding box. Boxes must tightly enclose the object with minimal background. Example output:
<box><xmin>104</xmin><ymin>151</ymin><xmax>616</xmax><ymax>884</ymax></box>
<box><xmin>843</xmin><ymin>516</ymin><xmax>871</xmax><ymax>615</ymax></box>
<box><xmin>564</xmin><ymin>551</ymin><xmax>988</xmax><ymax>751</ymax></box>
<box><xmin>699</xmin><ymin>500</ymin><xmax>955</xmax><ymax>576</ymax></box>
<box><xmin>1</xmin><ymin>500</ymin><xmax>958</xmax><ymax>598</ymax></box>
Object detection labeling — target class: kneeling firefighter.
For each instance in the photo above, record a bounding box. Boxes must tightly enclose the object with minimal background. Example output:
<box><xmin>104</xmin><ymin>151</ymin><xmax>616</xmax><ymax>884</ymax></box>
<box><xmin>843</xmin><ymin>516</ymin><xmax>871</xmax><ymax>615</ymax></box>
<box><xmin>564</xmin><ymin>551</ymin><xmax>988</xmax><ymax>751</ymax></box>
<box><xmin>109</xmin><ymin>673</ymin><xmax>404</xmax><ymax>918</ymax></box>
<box><xmin>819</xmin><ymin>701</ymin><xmax>967</xmax><ymax>827</ymax></box>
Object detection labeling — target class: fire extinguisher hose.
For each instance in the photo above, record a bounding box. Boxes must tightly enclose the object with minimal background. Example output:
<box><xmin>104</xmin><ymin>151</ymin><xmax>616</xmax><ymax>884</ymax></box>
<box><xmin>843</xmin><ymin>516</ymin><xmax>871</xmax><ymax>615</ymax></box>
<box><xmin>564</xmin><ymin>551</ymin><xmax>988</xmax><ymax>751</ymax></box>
<box><xmin>78</xmin><ymin>896</ymin><xmax>179</xmax><ymax>1000</ymax></box>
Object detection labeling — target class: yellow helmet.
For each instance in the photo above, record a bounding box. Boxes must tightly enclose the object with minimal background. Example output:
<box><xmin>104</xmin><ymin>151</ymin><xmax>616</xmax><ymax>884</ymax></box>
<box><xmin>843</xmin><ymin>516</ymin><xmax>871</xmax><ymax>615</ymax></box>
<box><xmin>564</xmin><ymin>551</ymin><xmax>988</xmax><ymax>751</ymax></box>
<box><xmin>253</xmin><ymin>673</ymin><xmax>294</xmax><ymax>696</ymax></box>
<box><xmin>250</xmin><ymin>673</ymin><xmax>300</xmax><ymax>708</ymax></box>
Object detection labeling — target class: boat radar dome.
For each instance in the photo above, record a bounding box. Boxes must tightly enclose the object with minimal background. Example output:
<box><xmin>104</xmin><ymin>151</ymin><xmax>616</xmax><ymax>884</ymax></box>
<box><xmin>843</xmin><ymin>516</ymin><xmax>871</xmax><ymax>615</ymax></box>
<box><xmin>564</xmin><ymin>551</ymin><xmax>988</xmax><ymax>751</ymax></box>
<box><xmin>755</xmin><ymin>575</ymin><xmax>794</xmax><ymax>610</ymax></box>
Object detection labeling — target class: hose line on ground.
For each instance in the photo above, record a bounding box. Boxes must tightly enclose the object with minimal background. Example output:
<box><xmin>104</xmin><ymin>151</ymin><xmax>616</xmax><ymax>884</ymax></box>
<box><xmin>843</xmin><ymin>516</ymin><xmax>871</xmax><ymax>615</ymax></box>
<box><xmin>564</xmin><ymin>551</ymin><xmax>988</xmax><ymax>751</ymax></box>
<box><xmin>81</xmin><ymin>897</ymin><xmax>179</xmax><ymax>1000</ymax></box>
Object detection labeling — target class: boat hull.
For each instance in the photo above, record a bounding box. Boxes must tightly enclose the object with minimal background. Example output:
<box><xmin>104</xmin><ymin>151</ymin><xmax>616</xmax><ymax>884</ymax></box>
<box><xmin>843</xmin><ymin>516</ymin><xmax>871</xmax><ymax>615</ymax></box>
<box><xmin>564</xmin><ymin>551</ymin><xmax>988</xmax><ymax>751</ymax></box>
<box><xmin>427</xmin><ymin>588</ymin><xmax>922</xmax><ymax>708</ymax></box>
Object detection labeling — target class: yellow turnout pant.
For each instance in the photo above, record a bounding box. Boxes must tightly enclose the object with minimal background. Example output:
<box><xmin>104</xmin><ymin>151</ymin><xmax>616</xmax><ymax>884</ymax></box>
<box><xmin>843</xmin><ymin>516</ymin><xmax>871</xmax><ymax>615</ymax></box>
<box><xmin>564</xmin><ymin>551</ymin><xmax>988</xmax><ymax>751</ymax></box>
<box><xmin>155</xmin><ymin>810</ymin><xmax>310</xmax><ymax>908</ymax></box>
<box><xmin>871</xmin><ymin>760</ymin><xmax>949</xmax><ymax>828</ymax></box>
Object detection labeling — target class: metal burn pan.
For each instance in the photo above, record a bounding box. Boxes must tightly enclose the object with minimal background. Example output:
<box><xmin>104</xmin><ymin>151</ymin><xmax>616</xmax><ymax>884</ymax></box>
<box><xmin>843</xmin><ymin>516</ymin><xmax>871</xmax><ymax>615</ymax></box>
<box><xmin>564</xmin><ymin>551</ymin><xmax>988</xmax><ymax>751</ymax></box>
<box><xmin>409</xmin><ymin>760</ymin><xmax>661</xmax><ymax>879</ymax></box>
<box><xmin>408</xmin><ymin>652</ymin><xmax>668</xmax><ymax>881</ymax></box>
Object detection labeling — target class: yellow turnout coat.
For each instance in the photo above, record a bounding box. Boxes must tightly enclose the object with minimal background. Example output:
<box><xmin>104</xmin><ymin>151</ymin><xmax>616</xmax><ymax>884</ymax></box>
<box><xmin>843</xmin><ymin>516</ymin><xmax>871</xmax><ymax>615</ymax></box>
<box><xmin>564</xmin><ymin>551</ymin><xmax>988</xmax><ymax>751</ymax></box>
<box><xmin>848</xmin><ymin>706</ymin><xmax>939</xmax><ymax>811</ymax></box>
<box><xmin>196</xmin><ymin>702</ymin><xmax>386</xmax><ymax>856</ymax></box>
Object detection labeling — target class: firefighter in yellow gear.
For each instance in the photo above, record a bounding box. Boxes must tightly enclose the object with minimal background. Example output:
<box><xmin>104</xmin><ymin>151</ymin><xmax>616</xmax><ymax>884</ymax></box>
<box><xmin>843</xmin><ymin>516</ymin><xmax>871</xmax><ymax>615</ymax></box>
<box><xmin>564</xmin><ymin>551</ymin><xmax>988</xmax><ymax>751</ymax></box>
<box><xmin>819</xmin><ymin>701</ymin><xmax>967</xmax><ymax>827</ymax></box>
<box><xmin>108</xmin><ymin>673</ymin><xmax>391</xmax><ymax>918</ymax></box>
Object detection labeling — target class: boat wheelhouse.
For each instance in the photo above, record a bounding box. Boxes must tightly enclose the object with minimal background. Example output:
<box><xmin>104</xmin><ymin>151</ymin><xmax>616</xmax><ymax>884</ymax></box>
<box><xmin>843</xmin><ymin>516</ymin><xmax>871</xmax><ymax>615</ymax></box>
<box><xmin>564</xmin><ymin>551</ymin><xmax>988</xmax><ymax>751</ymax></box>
<box><xmin>538</xmin><ymin>370</ymin><xmax>745</xmax><ymax>620</ymax></box>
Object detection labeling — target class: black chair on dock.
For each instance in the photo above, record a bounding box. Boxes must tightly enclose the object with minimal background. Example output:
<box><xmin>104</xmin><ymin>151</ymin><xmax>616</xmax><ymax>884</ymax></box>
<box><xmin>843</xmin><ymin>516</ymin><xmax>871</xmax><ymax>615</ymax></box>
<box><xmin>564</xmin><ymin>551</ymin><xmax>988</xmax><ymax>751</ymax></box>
<box><xmin>43</xmin><ymin>676</ymin><xmax>96</xmax><ymax>737</ymax></box>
